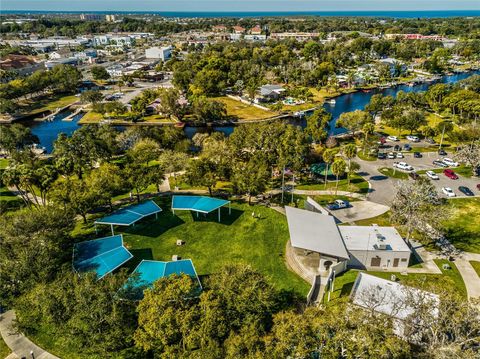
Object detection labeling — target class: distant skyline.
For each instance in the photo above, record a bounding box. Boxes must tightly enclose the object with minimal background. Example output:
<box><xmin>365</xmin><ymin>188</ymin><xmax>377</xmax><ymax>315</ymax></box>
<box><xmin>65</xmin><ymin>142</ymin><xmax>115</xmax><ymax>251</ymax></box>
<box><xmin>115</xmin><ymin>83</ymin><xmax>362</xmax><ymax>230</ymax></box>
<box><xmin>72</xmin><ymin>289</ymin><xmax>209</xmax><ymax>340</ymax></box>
<box><xmin>3</xmin><ymin>0</ymin><xmax>480</xmax><ymax>12</ymax></box>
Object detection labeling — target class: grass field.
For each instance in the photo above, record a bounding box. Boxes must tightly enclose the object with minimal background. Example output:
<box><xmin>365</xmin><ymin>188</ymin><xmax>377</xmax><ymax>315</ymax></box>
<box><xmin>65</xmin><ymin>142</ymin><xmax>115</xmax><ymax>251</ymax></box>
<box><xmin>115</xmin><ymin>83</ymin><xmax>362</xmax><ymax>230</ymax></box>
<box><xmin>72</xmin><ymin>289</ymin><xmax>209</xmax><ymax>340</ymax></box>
<box><xmin>0</xmin><ymin>336</ymin><xmax>10</xmax><ymax>359</ymax></box>
<box><xmin>296</xmin><ymin>174</ymin><xmax>369</xmax><ymax>194</ymax></box>
<box><xmin>378</xmin><ymin>167</ymin><xmax>409</xmax><ymax>179</ymax></box>
<box><xmin>94</xmin><ymin>198</ymin><xmax>309</xmax><ymax>296</ymax></box>
<box><xmin>443</xmin><ymin>198</ymin><xmax>480</xmax><ymax>253</ymax></box>
<box><xmin>214</xmin><ymin>97</ymin><xmax>276</xmax><ymax>121</ymax></box>
<box><xmin>470</xmin><ymin>261</ymin><xmax>480</xmax><ymax>277</ymax></box>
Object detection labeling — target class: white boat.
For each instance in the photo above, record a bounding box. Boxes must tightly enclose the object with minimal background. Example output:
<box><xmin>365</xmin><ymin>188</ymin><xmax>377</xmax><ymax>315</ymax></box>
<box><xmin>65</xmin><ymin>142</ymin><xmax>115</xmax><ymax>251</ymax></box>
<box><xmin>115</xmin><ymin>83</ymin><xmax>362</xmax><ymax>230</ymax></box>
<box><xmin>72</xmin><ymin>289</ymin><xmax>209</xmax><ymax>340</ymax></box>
<box><xmin>327</xmin><ymin>99</ymin><xmax>336</xmax><ymax>105</ymax></box>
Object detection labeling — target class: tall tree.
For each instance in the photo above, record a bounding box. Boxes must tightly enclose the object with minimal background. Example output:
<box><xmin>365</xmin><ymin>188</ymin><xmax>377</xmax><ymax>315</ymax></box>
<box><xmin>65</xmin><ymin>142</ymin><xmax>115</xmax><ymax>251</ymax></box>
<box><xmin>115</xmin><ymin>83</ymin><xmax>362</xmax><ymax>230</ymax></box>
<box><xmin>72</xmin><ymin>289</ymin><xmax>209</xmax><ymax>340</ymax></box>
<box><xmin>331</xmin><ymin>158</ymin><xmax>347</xmax><ymax>194</ymax></box>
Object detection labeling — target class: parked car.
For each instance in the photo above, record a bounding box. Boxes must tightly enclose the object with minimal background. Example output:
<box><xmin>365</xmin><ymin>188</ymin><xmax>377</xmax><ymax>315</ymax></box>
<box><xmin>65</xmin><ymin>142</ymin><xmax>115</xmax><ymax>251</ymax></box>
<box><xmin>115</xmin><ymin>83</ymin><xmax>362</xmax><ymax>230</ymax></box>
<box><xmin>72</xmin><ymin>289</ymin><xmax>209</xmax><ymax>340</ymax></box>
<box><xmin>438</xmin><ymin>149</ymin><xmax>447</xmax><ymax>156</ymax></box>
<box><xmin>387</xmin><ymin>135</ymin><xmax>399</xmax><ymax>141</ymax></box>
<box><xmin>425</xmin><ymin>138</ymin><xmax>435</xmax><ymax>144</ymax></box>
<box><xmin>413</xmin><ymin>152</ymin><xmax>422</xmax><ymax>158</ymax></box>
<box><xmin>393</xmin><ymin>162</ymin><xmax>414</xmax><ymax>171</ymax></box>
<box><xmin>387</xmin><ymin>152</ymin><xmax>396</xmax><ymax>159</ymax></box>
<box><xmin>377</xmin><ymin>152</ymin><xmax>387</xmax><ymax>159</ymax></box>
<box><xmin>406</xmin><ymin>135</ymin><xmax>420</xmax><ymax>142</ymax></box>
<box><xmin>409</xmin><ymin>172</ymin><xmax>420</xmax><ymax>180</ymax></box>
<box><xmin>458</xmin><ymin>186</ymin><xmax>474</xmax><ymax>196</ymax></box>
<box><xmin>477</xmin><ymin>184</ymin><xmax>480</xmax><ymax>191</ymax></box>
<box><xmin>393</xmin><ymin>145</ymin><xmax>401</xmax><ymax>151</ymax></box>
<box><xmin>442</xmin><ymin>157</ymin><xmax>459</xmax><ymax>167</ymax></box>
<box><xmin>426</xmin><ymin>171</ymin><xmax>439</xmax><ymax>180</ymax></box>
<box><xmin>326</xmin><ymin>200</ymin><xmax>350</xmax><ymax>210</ymax></box>
<box><xmin>396</xmin><ymin>152</ymin><xmax>404</xmax><ymax>159</ymax></box>
<box><xmin>403</xmin><ymin>144</ymin><xmax>412</xmax><ymax>151</ymax></box>
<box><xmin>433</xmin><ymin>160</ymin><xmax>448</xmax><ymax>168</ymax></box>
<box><xmin>442</xmin><ymin>187</ymin><xmax>456</xmax><ymax>197</ymax></box>
<box><xmin>443</xmin><ymin>169</ymin><xmax>459</xmax><ymax>180</ymax></box>
<box><xmin>378</xmin><ymin>137</ymin><xmax>386</xmax><ymax>145</ymax></box>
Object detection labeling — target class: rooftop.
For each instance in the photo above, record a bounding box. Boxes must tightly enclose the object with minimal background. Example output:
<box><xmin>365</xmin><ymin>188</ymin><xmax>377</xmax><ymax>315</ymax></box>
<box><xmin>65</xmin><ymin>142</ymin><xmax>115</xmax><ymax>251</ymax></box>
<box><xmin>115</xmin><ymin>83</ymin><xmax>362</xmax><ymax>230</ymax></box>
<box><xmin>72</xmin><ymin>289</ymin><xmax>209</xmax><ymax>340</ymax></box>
<box><xmin>351</xmin><ymin>273</ymin><xmax>439</xmax><ymax>321</ymax></box>
<box><xmin>339</xmin><ymin>225</ymin><xmax>411</xmax><ymax>252</ymax></box>
<box><xmin>285</xmin><ymin>206</ymin><xmax>349</xmax><ymax>259</ymax></box>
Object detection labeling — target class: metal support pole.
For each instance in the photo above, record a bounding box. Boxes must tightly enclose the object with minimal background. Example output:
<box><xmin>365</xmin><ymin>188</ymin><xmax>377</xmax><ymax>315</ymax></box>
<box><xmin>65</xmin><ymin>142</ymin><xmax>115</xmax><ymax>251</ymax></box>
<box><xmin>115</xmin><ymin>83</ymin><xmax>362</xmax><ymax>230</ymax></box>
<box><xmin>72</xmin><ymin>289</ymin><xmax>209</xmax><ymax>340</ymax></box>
<box><xmin>197</xmin><ymin>211</ymin><xmax>199</xmax><ymax>218</ymax></box>
<box><xmin>218</xmin><ymin>208</ymin><xmax>220</xmax><ymax>222</ymax></box>
<box><xmin>229</xmin><ymin>203</ymin><xmax>231</xmax><ymax>215</ymax></box>
<box><xmin>155</xmin><ymin>212</ymin><xmax>158</xmax><ymax>220</ymax></box>
<box><xmin>111</xmin><ymin>224</ymin><xmax>114</xmax><ymax>236</ymax></box>
<box><xmin>95</xmin><ymin>224</ymin><xmax>98</xmax><ymax>235</ymax></box>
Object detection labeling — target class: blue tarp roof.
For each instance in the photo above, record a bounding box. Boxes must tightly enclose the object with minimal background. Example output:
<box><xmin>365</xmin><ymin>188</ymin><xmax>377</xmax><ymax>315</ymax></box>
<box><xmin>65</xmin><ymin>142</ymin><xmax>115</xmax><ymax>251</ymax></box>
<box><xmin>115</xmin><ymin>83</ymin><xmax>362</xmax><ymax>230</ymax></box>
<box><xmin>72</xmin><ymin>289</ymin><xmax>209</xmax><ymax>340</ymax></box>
<box><xmin>172</xmin><ymin>195</ymin><xmax>230</xmax><ymax>213</ymax></box>
<box><xmin>124</xmin><ymin>259</ymin><xmax>202</xmax><ymax>299</ymax></box>
<box><xmin>95</xmin><ymin>200</ymin><xmax>162</xmax><ymax>226</ymax></box>
<box><xmin>73</xmin><ymin>234</ymin><xmax>133</xmax><ymax>279</ymax></box>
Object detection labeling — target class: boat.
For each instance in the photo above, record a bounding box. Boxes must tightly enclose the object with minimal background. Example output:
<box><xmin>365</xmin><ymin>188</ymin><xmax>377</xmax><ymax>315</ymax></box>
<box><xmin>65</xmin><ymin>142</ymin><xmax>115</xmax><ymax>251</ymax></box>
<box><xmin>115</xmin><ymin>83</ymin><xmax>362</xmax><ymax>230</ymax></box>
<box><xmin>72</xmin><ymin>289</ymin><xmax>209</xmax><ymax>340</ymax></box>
<box><xmin>362</xmin><ymin>89</ymin><xmax>372</xmax><ymax>93</ymax></box>
<box><xmin>326</xmin><ymin>99</ymin><xmax>336</xmax><ymax>105</ymax></box>
<box><xmin>293</xmin><ymin>111</ymin><xmax>305</xmax><ymax>117</ymax></box>
<box><xmin>175</xmin><ymin>121</ymin><xmax>185</xmax><ymax>128</ymax></box>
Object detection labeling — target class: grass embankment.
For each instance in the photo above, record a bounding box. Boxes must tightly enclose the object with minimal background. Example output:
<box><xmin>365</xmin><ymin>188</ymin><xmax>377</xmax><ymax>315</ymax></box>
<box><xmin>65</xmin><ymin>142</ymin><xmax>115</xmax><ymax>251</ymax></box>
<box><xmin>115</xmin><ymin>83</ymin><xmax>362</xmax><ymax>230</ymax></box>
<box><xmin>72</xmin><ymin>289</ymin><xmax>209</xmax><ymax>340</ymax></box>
<box><xmin>470</xmin><ymin>261</ymin><xmax>480</xmax><ymax>277</ymax></box>
<box><xmin>79</xmin><ymin>111</ymin><xmax>175</xmax><ymax>125</ymax></box>
<box><xmin>18</xmin><ymin>94</ymin><xmax>78</xmax><ymax>117</ymax></box>
<box><xmin>378</xmin><ymin>167</ymin><xmax>409</xmax><ymax>179</ymax></box>
<box><xmin>214</xmin><ymin>97</ymin><xmax>276</xmax><ymax>121</ymax></box>
<box><xmin>85</xmin><ymin>198</ymin><xmax>310</xmax><ymax>296</ymax></box>
<box><xmin>0</xmin><ymin>336</ymin><xmax>10</xmax><ymax>359</ymax></box>
<box><xmin>442</xmin><ymin>198</ymin><xmax>480</xmax><ymax>253</ymax></box>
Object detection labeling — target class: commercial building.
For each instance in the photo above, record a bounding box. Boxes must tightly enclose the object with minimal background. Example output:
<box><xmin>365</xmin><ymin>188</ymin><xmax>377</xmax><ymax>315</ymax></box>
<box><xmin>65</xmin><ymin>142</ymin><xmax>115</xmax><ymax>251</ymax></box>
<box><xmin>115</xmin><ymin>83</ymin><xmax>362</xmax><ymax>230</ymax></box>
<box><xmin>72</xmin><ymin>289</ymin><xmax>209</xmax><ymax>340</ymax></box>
<box><xmin>145</xmin><ymin>46</ymin><xmax>173</xmax><ymax>61</ymax></box>
<box><xmin>285</xmin><ymin>207</ymin><xmax>412</xmax><ymax>275</ymax></box>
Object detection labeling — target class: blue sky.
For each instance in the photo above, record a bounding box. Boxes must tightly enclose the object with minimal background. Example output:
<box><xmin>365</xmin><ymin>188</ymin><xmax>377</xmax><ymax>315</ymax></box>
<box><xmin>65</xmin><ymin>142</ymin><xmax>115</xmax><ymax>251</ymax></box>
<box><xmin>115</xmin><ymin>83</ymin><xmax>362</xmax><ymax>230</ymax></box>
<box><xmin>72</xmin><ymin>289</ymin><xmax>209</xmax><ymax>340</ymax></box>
<box><xmin>3</xmin><ymin>1</ymin><xmax>480</xmax><ymax>12</ymax></box>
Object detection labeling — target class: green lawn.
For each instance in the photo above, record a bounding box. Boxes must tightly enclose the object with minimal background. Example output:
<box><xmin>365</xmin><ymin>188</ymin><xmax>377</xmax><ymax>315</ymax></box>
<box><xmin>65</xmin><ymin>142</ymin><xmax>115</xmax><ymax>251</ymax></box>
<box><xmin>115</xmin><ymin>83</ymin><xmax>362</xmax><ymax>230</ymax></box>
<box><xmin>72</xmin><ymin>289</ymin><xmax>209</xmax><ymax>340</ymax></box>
<box><xmin>470</xmin><ymin>261</ymin><xmax>480</xmax><ymax>277</ymax></box>
<box><xmin>18</xmin><ymin>94</ymin><xmax>78</xmax><ymax>116</ymax></box>
<box><xmin>417</xmin><ymin>165</ymin><xmax>473</xmax><ymax>177</ymax></box>
<box><xmin>378</xmin><ymin>167</ymin><xmax>409</xmax><ymax>180</ymax></box>
<box><xmin>296</xmin><ymin>174</ymin><xmax>369</xmax><ymax>194</ymax></box>
<box><xmin>0</xmin><ymin>336</ymin><xmax>10</xmax><ymax>359</ymax></box>
<box><xmin>96</xmin><ymin>198</ymin><xmax>309</xmax><ymax>296</ymax></box>
<box><xmin>214</xmin><ymin>97</ymin><xmax>276</xmax><ymax>121</ymax></box>
<box><xmin>443</xmin><ymin>198</ymin><xmax>480</xmax><ymax>253</ymax></box>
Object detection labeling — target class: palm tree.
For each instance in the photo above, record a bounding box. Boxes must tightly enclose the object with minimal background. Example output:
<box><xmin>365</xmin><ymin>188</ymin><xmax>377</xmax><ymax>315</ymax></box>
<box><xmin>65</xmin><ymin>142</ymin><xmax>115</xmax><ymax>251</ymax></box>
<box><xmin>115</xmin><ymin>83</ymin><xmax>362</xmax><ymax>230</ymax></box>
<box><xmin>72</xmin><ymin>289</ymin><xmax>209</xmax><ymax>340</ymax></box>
<box><xmin>346</xmin><ymin>71</ymin><xmax>356</xmax><ymax>89</ymax></box>
<box><xmin>342</xmin><ymin>144</ymin><xmax>357</xmax><ymax>184</ymax></box>
<box><xmin>331</xmin><ymin>158</ymin><xmax>347</xmax><ymax>195</ymax></box>
<box><xmin>347</xmin><ymin>161</ymin><xmax>360</xmax><ymax>187</ymax></box>
<box><xmin>322</xmin><ymin>149</ymin><xmax>336</xmax><ymax>189</ymax></box>
<box><xmin>362</xmin><ymin>122</ymin><xmax>375</xmax><ymax>155</ymax></box>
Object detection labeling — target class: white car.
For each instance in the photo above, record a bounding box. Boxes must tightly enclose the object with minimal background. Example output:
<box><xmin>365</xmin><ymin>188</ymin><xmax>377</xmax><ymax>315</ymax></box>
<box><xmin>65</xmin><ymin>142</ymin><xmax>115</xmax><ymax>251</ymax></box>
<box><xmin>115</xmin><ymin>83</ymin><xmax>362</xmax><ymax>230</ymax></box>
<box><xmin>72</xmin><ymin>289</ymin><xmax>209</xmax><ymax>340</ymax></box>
<box><xmin>396</xmin><ymin>152</ymin><xmax>404</xmax><ymax>159</ymax></box>
<box><xmin>442</xmin><ymin>157</ymin><xmax>459</xmax><ymax>167</ymax></box>
<box><xmin>406</xmin><ymin>135</ymin><xmax>420</xmax><ymax>142</ymax></box>
<box><xmin>387</xmin><ymin>135</ymin><xmax>399</xmax><ymax>141</ymax></box>
<box><xmin>387</xmin><ymin>152</ymin><xmax>396</xmax><ymax>159</ymax></box>
<box><xmin>426</xmin><ymin>170</ymin><xmax>439</xmax><ymax>180</ymax></box>
<box><xmin>442</xmin><ymin>187</ymin><xmax>456</xmax><ymax>197</ymax></box>
<box><xmin>393</xmin><ymin>162</ymin><xmax>414</xmax><ymax>171</ymax></box>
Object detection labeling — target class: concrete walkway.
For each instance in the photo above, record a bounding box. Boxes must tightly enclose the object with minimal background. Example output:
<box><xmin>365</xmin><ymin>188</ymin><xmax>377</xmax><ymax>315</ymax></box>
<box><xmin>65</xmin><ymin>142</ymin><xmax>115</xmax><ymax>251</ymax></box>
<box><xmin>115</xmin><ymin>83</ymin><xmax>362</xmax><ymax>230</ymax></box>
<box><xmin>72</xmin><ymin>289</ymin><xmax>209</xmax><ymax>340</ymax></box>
<box><xmin>0</xmin><ymin>311</ymin><xmax>59</xmax><ymax>359</ymax></box>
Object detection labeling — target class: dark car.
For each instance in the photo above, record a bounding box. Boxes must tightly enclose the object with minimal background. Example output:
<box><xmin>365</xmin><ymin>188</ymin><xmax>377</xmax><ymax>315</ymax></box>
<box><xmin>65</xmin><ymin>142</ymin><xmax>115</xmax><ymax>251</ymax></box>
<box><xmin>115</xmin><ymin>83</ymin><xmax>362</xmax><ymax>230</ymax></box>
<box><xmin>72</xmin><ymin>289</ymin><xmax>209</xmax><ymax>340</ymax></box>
<box><xmin>403</xmin><ymin>143</ymin><xmax>412</xmax><ymax>151</ymax></box>
<box><xmin>409</xmin><ymin>172</ymin><xmax>420</xmax><ymax>180</ymax></box>
<box><xmin>425</xmin><ymin>138</ymin><xmax>436</xmax><ymax>144</ymax></box>
<box><xmin>444</xmin><ymin>169</ymin><xmax>458</xmax><ymax>180</ymax></box>
<box><xmin>438</xmin><ymin>149</ymin><xmax>447</xmax><ymax>156</ymax></box>
<box><xmin>413</xmin><ymin>152</ymin><xmax>422</xmax><ymax>158</ymax></box>
<box><xmin>377</xmin><ymin>152</ymin><xmax>387</xmax><ymax>160</ymax></box>
<box><xmin>394</xmin><ymin>145</ymin><xmax>401</xmax><ymax>152</ymax></box>
<box><xmin>458</xmin><ymin>186</ymin><xmax>474</xmax><ymax>196</ymax></box>
<box><xmin>477</xmin><ymin>184</ymin><xmax>480</xmax><ymax>191</ymax></box>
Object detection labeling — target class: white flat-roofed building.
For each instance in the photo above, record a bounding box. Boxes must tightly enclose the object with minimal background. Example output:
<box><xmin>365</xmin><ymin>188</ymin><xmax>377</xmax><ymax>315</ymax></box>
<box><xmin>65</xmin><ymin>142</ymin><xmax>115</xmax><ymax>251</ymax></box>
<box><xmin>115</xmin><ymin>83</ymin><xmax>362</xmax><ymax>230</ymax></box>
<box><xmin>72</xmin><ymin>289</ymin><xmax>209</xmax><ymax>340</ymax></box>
<box><xmin>339</xmin><ymin>225</ymin><xmax>411</xmax><ymax>269</ymax></box>
<box><xmin>350</xmin><ymin>273</ymin><xmax>439</xmax><ymax>337</ymax></box>
<box><xmin>145</xmin><ymin>46</ymin><xmax>172</xmax><ymax>61</ymax></box>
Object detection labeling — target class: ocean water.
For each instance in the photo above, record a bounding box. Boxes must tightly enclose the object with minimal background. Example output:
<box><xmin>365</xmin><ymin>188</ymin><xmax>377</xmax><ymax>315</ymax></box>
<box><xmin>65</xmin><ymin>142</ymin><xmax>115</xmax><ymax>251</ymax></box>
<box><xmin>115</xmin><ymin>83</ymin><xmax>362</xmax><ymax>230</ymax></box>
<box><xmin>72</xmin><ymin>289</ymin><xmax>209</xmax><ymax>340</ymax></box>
<box><xmin>2</xmin><ymin>10</ymin><xmax>480</xmax><ymax>18</ymax></box>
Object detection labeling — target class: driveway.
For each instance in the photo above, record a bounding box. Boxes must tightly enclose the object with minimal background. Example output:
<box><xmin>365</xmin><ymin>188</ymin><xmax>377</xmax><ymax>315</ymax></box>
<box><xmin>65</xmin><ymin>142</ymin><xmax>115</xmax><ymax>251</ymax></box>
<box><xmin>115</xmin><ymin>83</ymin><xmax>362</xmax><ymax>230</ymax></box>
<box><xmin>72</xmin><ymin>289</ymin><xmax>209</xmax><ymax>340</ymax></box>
<box><xmin>327</xmin><ymin>201</ymin><xmax>390</xmax><ymax>223</ymax></box>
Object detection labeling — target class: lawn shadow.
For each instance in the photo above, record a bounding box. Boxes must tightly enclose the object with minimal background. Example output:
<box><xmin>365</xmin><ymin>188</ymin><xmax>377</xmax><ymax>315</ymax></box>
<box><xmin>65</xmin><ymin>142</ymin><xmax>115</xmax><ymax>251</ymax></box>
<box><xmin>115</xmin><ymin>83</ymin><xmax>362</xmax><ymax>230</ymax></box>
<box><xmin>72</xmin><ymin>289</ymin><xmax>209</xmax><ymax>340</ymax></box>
<box><xmin>125</xmin><ymin>213</ymin><xmax>186</xmax><ymax>238</ymax></box>
<box><xmin>339</xmin><ymin>281</ymin><xmax>355</xmax><ymax>298</ymax></box>
<box><xmin>124</xmin><ymin>248</ymin><xmax>154</xmax><ymax>271</ymax></box>
<box><xmin>189</xmin><ymin>207</ymin><xmax>244</xmax><ymax>226</ymax></box>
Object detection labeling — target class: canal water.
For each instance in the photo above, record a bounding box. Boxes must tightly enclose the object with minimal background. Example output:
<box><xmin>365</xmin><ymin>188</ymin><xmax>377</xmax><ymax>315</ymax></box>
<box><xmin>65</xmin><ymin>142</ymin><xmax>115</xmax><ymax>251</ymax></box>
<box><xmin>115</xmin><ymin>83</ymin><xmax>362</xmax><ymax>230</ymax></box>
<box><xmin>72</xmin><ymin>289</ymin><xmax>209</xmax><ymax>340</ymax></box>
<box><xmin>26</xmin><ymin>70</ymin><xmax>479</xmax><ymax>153</ymax></box>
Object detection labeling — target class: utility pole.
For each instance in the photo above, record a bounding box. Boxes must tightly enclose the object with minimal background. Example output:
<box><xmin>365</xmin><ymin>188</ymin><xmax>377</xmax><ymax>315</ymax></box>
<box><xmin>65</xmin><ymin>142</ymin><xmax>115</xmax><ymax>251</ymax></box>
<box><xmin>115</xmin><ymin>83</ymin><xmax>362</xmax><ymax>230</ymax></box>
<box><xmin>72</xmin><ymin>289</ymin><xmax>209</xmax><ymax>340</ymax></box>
<box><xmin>281</xmin><ymin>165</ymin><xmax>285</xmax><ymax>204</ymax></box>
<box><xmin>439</xmin><ymin>123</ymin><xmax>446</xmax><ymax>151</ymax></box>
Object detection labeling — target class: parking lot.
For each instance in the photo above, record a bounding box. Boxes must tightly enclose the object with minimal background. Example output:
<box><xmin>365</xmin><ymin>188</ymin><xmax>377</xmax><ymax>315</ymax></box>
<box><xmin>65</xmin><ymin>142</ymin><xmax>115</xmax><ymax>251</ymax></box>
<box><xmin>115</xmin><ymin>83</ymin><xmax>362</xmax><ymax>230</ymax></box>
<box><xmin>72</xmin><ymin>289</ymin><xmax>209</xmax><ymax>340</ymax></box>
<box><xmin>374</xmin><ymin>151</ymin><xmax>480</xmax><ymax>199</ymax></box>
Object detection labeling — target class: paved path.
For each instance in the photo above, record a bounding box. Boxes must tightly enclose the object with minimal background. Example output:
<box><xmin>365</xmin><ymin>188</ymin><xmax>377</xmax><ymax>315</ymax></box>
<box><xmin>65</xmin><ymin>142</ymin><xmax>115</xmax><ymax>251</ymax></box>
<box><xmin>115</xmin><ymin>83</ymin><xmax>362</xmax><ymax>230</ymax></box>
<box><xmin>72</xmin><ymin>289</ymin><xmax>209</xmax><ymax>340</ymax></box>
<box><xmin>453</xmin><ymin>252</ymin><xmax>480</xmax><ymax>300</ymax></box>
<box><xmin>0</xmin><ymin>311</ymin><xmax>59</xmax><ymax>359</ymax></box>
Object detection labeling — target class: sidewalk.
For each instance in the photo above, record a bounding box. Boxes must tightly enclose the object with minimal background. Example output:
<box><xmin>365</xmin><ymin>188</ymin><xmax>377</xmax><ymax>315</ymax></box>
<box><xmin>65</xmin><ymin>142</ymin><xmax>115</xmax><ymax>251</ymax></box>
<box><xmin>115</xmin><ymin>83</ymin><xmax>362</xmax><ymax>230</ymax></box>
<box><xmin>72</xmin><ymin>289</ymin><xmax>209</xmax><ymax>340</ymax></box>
<box><xmin>0</xmin><ymin>311</ymin><xmax>59</xmax><ymax>359</ymax></box>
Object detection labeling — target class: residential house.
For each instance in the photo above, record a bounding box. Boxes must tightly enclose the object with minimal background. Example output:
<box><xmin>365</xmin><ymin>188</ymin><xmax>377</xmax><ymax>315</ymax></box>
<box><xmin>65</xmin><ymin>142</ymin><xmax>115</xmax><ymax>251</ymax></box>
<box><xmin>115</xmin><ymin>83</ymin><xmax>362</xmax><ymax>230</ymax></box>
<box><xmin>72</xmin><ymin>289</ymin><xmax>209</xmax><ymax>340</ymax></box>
<box><xmin>0</xmin><ymin>54</ymin><xmax>44</xmax><ymax>76</ymax></box>
<box><xmin>233</xmin><ymin>26</ymin><xmax>246</xmax><ymax>34</ymax></box>
<box><xmin>257</xmin><ymin>84</ymin><xmax>285</xmax><ymax>102</ymax></box>
<box><xmin>250</xmin><ymin>25</ymin><xmax>262</xmax><ymax>35</ymax></box>
<box><xmin>145</xmin><ymin>46</ymin><xmax>172</xmax><ymax>61</ymax></box>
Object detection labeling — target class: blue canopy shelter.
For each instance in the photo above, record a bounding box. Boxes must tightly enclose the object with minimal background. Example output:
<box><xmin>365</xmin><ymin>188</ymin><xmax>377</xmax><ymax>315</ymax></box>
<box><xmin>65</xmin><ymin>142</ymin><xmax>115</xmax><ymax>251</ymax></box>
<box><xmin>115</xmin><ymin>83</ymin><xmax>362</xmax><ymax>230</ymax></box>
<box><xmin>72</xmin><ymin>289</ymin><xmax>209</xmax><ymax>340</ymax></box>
<box><xmin>171</xmin><ymin>195</ymin><xmax>230</xmax><ymax>222</ymax></box>
<box><xmin>73</xmin><ymin>234</ymin><xmax>133</xmax><ymax>279</ymax></box>
<box><xmin>124</xmin><ymin>259</ymin><xmax>202</xmax><ymax>299</ymax></box>
<box><xmin>95</xmin><ymin>200</ymin><xmax>162</xmax><ymax>235</ymax></box>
